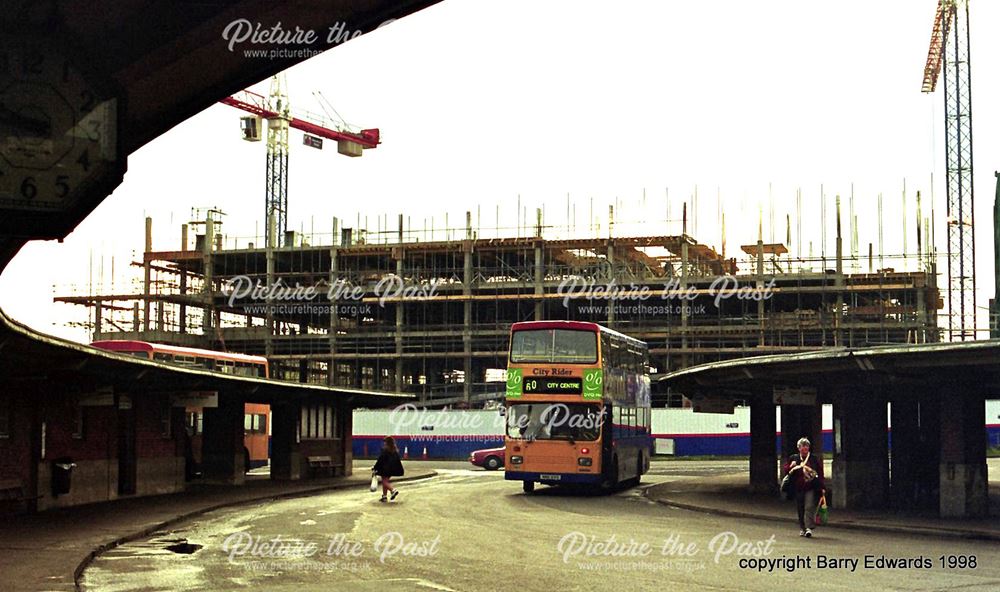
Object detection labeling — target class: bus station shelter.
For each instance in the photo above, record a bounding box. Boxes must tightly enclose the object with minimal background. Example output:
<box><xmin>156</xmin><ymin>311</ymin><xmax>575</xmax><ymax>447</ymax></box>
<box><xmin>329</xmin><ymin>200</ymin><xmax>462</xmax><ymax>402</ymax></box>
<box><xmin>0</xmin><ymin>308</ymin><xmax>409</xmax><ymax>514</ymax></box>
<box><xmin>660</xmin><ymin>341</ymin><xmax>996</xmax><ymax>518</ymax></box>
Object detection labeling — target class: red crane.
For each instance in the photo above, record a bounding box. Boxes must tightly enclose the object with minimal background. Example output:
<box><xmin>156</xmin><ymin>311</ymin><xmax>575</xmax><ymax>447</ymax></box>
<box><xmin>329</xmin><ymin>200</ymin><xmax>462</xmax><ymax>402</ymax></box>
<box><xmin>220</xmin><ymin>75</ymin><xmax>380</xmax><ymax>248</ymax></box>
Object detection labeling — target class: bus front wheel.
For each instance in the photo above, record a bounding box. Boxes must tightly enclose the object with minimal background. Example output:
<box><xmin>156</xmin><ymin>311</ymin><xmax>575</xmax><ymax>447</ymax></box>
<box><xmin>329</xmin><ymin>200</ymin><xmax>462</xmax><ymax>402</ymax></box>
<box><xmin>523</xmin><ymin>481</ymin><xmax>535</xmax><ymax>493</ymax></box>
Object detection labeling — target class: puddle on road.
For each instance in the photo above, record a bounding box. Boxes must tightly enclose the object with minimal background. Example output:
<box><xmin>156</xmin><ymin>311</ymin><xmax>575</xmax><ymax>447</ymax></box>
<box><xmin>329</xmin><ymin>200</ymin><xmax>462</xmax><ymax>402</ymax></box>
<box><xmin>164</xmin><ymin>541</ymin><xmax>203</xmax><ymax>555</ymax></box>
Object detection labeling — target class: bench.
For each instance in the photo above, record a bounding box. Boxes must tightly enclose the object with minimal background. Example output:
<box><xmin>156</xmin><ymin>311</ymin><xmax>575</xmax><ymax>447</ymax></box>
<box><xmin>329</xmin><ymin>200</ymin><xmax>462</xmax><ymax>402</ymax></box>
<box><xmin>0</xmin><ymin>479</ymin><xmax>26</xmax><ymax>500</ymax></box>
<box><xmin>306</xmin><ymin>455</ymin><xmax>335</xmax><ymax>478</ymax></box>
<box><xmin>0</xmin><ymin>478</ymin><xmax>40</xmax><ymax>512</ymax></box>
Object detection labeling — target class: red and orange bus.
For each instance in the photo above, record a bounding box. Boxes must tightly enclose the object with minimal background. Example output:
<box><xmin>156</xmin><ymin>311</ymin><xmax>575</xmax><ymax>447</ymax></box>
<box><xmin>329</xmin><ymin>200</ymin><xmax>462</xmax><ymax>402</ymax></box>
<box><xmin>504</xmin><ymin>321</ymin><xmax>651</xmax><ymax>492</ymax></box>
<box><xmin>90</xmin><ymin>341</ymin><xmax>271</xmax><ymax>471</ymax></box>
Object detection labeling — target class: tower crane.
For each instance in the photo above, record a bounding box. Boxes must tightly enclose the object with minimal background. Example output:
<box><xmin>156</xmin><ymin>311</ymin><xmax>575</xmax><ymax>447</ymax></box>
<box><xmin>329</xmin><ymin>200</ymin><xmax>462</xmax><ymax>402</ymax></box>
<box><xmin>220</xmin><ymin>74</ymin><xmax>380</xmax><ymax>248</ymax></box>
<box><xmin>921</xmin><ymin>0</ymin><xmax>975</xmax><ymax>341</ymax></box>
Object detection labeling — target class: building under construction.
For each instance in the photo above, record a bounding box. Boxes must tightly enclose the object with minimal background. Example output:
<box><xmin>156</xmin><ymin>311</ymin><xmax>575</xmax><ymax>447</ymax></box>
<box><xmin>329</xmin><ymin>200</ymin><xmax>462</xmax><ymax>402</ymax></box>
<box><xmin>56</xmin><ymin>206</ymin><xmax>941</xmax><ymax>407</ymax></box>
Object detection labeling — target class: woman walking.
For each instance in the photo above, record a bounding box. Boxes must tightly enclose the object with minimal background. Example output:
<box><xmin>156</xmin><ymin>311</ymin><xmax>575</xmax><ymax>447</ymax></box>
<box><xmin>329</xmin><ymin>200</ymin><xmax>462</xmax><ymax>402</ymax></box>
<box><xmin>373</xmin><ymin>436</ymin><xmax>405</xmax><ymax>502</ymax></box>
<box><xmin>783</xmin><ymin>437</ymin><xmax>825</xmax><ymax>537</ymax></box>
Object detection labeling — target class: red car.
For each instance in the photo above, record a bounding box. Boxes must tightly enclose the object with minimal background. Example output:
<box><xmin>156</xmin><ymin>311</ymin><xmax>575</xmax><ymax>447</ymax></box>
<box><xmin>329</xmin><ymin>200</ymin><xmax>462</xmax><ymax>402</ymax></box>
<box><xmin>469</xmin><ymin>447</ymin><xmax>505</xmax><ymax>471</ymax></box>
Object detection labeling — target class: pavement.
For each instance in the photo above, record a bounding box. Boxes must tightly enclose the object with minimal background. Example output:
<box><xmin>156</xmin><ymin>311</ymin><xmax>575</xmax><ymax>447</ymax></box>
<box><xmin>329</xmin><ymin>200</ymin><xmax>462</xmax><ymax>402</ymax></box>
<box><xmin>0</xmin><ymin>464</ymin><xmax>436</xmax><ymax>592</ymax></box>
<box><xmin>643</xmin><ymin>460</ymin><xmax>1000</xmax><ymax>542</ymax></box>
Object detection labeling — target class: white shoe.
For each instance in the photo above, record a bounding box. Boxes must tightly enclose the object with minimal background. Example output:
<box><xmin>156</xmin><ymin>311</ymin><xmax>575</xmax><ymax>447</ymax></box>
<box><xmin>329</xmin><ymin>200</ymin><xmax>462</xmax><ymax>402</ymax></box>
<box><xmin>805</xmin><ymin>528</ymin><xmax>813</xmax><ymax>538</ymax></box>
<box><xmin>799</xmin><ymin>529</ymin><xmax>806</xmax><ymax>537</ymax></box>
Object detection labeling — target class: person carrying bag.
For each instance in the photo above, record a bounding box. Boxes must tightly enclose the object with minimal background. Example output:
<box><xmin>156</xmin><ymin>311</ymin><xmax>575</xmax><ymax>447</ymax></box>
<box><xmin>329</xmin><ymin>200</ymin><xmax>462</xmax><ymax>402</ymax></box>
<box><xmin>781</xmin><ymin>437</ymin><xmax>825</xmax><ymax>537</ymax></box>
<box><xmin>372</xmin><ymin>436</ymin><xmax>405</xmax><ymax>502</ymax></box>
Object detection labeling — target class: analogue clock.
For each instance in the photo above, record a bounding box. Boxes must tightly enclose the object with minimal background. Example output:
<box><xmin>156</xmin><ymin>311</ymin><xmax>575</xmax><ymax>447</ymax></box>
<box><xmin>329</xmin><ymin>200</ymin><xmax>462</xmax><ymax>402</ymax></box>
<box><xmin>0</xmin><ymin>37</ymin><xmax>123</xmax><ymax>238</ymax></box>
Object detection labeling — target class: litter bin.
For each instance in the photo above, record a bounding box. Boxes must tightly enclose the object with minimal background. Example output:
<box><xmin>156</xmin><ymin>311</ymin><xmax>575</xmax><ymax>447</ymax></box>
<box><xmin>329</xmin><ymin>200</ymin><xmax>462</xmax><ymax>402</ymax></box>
<box><xmin>52</xmin><ymin>457</ymin><xmax>76</xmax><ymax>496</ymax></box>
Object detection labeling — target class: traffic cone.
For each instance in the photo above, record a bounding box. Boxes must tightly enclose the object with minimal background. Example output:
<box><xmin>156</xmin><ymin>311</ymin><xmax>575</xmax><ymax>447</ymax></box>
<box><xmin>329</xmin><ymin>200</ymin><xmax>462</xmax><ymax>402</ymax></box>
<box><xmin>403</xmin><ymin>446</ymin><xmax>409</xmax><ymax>459</ymax></box>
<box><xmin>422</xmin><ymin>446</ymin><xmax>428</xmax><ymax>460</ymax></box>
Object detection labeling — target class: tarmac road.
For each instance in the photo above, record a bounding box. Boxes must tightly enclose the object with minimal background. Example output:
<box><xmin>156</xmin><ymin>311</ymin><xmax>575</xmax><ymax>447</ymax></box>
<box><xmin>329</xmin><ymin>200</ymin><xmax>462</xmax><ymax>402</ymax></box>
<box><xmin>81</xmin><ymin>461</ymin><xmax>1000</xmax><ymax>592</ymax></box>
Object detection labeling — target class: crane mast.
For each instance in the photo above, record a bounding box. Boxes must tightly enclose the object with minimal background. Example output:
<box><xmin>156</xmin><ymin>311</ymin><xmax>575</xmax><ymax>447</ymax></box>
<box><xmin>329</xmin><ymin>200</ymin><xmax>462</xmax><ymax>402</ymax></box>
<box><xmin>922</xmin><ymin>0</ymin><xmax>976</xmax><ymax>341</ymax></box>
<box><xmin>265</xmin><ymin>75</ymin><xmax>290</xmax><ymax>248</ymax></box>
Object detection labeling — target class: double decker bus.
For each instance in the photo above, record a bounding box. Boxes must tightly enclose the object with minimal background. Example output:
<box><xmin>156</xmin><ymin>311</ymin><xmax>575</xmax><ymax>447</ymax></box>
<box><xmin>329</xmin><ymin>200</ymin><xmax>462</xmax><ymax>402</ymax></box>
<box><xmin>503</xmin><ymin>321</ymin><xmax>651</xmax><ymax>492</ymax></box>
<box><xmin>90</xmin><ymin>341</ymin><xmax>271</xmax><ymax>470</ymax></box>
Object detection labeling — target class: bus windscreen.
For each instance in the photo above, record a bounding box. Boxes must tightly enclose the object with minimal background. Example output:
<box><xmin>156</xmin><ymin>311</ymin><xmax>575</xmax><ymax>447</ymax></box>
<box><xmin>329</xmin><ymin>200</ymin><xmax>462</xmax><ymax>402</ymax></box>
<box><xmin>509</xmin><ymin>329</ymin><xmax>597</xmax><ymax>364</ymax></box>
<box><xmin>506</xmin><ymin>402</ymin><xmax>602</xmax><ymax>442</ymax></box>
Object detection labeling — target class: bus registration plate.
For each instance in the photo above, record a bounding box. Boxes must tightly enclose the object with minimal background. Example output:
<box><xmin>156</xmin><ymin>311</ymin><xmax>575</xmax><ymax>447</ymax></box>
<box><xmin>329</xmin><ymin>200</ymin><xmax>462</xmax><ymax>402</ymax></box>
<box><xmin>540</xmin><ymin>474</ymin><xmax>561</xmax><ymax>480</ymax></box>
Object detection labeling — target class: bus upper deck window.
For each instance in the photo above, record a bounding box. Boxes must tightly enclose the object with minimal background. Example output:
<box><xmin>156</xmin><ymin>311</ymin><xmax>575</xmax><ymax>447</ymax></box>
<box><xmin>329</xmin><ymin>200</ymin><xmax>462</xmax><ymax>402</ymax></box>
<box><xmin>510</xmin><ymin>329</ymin><xmax>597</xmax><ymax>364</ymax></box>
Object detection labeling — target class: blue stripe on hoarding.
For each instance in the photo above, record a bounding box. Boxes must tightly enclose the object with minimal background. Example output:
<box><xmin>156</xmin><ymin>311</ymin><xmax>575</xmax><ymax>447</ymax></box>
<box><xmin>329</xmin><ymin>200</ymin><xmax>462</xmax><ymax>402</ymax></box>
<box><xmin>355</xmin><ymin>427</ymin><xmax>1000</xmax><ymax>460</ymax></box>
<box><xmin>353</xmin><ymin>435</ymin><xmax>504</xmax><ymax>459</ymax></box>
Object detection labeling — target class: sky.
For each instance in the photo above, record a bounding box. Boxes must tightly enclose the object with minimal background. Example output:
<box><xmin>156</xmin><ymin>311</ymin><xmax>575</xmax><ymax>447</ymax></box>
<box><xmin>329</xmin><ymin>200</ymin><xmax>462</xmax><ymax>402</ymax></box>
<box><xmin>1</xmin><ymin>0</ymin><xmax>998</xmax><ymax>341</ymax></box>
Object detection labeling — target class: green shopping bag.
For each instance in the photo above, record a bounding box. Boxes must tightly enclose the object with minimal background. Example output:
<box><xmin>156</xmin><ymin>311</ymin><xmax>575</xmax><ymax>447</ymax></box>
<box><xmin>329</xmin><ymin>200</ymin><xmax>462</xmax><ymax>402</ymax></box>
<box><xmin>816</xmin><ymin>494</ymin><xmax>829</xmax><ymax>525</ymax></box>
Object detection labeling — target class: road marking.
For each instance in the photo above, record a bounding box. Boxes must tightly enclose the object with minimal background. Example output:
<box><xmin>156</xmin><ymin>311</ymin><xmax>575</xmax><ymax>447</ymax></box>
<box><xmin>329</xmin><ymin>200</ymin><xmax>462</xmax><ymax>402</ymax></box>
<box><xmin>382</xmin><ymin>578</ymin><xmax>459</xmax><ymax>592</ymax></box>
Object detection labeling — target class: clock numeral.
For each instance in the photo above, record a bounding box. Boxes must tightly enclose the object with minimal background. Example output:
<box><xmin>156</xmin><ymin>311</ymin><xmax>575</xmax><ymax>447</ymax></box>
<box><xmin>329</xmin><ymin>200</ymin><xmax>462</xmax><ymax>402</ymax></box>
<box><xmin>55</xmin><ymin>175</ymin><xmax>70</xmax><ymax>198</ymax></box>
<box><xmin>77</xmin><ymin>149</ymin><xmax>90</xmax><ymax>172</ymax></box>
<box><xmin>20</xmin><ymin>177</ymin><xmax>37</xmax><ymax>200</ymax></box>
<box><xmin>86</xmin><ymin>119</ymin><xmax>101</xmax><ymax>142</ymax></box>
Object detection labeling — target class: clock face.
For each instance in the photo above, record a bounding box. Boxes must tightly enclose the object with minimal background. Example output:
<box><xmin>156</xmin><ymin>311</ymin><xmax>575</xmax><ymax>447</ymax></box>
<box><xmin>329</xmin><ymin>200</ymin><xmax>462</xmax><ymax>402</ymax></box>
<box><xmin>0</xmin><ymin>39</ymin><xmax>120</xmax><ymax>218</ymax></box>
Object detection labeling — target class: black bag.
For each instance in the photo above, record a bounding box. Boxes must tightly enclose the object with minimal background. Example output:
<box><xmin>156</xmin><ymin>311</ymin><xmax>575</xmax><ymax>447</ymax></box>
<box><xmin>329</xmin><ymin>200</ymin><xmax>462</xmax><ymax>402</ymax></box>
<box><xmin>779</xmin><ymin>473</ymin><xmax>794</xmax><ymax>500</ymax></box>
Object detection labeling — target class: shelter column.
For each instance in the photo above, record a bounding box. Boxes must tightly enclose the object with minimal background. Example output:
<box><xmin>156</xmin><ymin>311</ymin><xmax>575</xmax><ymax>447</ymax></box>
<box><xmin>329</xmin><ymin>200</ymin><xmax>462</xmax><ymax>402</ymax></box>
<box><xmin>270</xmin><ymin>401</ymin><xmax>303</xmax><ymax>481</ymax></box>
<box><xmin>831</xmin><ymin>387</ymin><xmax>888</xmax><ymax>510</ymax></box>
<box><xmin>938</xmin><ymin>388</ymin><xmax>988</xmax><ymax>518</ymax></box>
<box><xmin>200</xmin><ymin>393</ymin><xmax>245</xmax><ymax>485</ymax></box>
<box><xmin>749</xmin><ymin>393</ymin><xmax>777</xmax><ymax>494</ymax></box>
<box><xmin>889</xmin><ymin>395</ymin><xmax>920</xmax><ymax>509</ymax></box>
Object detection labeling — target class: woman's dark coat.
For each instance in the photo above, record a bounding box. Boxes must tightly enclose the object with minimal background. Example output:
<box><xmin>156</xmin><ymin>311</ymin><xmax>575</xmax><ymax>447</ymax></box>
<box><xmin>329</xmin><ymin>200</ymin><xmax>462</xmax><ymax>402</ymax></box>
<box><xmin>374</xmin><ymin>449</ymin><xmax>405</xmax><ymax>478</ymax></box>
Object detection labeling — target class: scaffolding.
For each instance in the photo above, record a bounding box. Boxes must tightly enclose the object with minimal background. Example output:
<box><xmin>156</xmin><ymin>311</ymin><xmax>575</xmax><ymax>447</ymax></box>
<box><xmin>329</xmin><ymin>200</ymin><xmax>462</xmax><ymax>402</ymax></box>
<box><xmin>55</xmin><ymin>206</ymin><xmax>941</xmax><ymax>407</ymax></box>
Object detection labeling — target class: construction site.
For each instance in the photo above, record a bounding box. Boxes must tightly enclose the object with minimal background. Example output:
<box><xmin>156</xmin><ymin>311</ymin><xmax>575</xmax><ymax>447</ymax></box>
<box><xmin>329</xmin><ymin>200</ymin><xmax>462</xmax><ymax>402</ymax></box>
<box><xmin>54</xmin><ymin>198</ymin><xmax>942</xmax><ymax>407</ymax></box>
<box><xmin>50</xmin><ymin>7</ymin><xmax>973</xmax><ymax>407</ymax></box>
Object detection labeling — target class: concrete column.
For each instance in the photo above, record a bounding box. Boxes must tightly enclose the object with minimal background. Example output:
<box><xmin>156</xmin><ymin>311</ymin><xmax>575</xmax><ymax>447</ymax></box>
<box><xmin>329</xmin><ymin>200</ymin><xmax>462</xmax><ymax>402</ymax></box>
<box><xmin>889</xmin><ymin>397</ymin><xmax>919</xmax><ymax>508</ymax></box>
<box><xmin>395</xmin><ymin>242</ymin><xmax>405</xmax><ymax>392</ymax></box>
<box><xmin>679</xmin><ymin>240</ymin><xmax>688</xmax><ymax>366</ymax></box>
<box><xmin>914</xmin><ymin>394</ymin><xmax>942</xmax><ymax>510</ymax></box>
<box><xmin>834</xmin><ymin>199</ymin><xmax>844</xmax><ymax>346</ymax></box>
<box><xmin>328</xmin><ymin>246</ymin><xmax>339</xmax><ymax>386</ymax></box>
<box><xmin>938</xmin><ymin>388</ymin><xmax>988</xmax><ymax>518</ymax></box>
<box><xmin>265</xmin><ymin>214</ymin><xmax>275</xmax><ymax>357</ymax></box>
<box><xmin>533</xmin><ymin>240</ymin><xmax>544</xmax><ymax>321</ymax></box>
<box><xmin>915</xmin><ymin>288</ymin><xmax>926</xmax><ymax>343</ymax></box>
<box><xmin>831</xmin><ymin>389</ymin><xmax>888</xmax><ymax>510</ymax></box>
<box><xmin>463</xmin><ymin>228</ymin><xmax>473</xmax><ymax>403</ymax></box>
<box><xmin>94</xmin><ymin>299</ymin><xmax>103</xmax><ymax>337</ymax></box>
<box><xmin>203</xmin><ymin>215</ymin><xmax>215</xmax><ymax>333</ymax></box>
<box><xmin>756</xmin><ymin>239</ymin><xmax>765</xmax><ymax>347</ymax></box>
<box><xmin>749</xmin><ymin>395</ymin><xmax>778</xmax><ymax>494</ymax></box>
<box><xmin>340</xmin><ymin>400</ymin><xmax>354</xmax><ymax>477</ymax></box>
<box><xmin>607</xmin><ymin>241</ymin><xmax>616</xmax><ymax>327</ymax></box>
<box><xmin>200</xmin><ymin>394</ymin><xmax>245</xmax><ymax>485</ymax></box>
<box><xmin>180</xmin><ymin>224</ymin><xmax>188</xmax><ymax>333</ymax></box>
<box><xmin>143</xmin><ymin>217</ymin><xmax>152</xmax><ymax>332</ymax></box>
<box><xmin>270</xmin><ymin>401</ymin><xmax>303</xmax><ymax>481</ymax></box>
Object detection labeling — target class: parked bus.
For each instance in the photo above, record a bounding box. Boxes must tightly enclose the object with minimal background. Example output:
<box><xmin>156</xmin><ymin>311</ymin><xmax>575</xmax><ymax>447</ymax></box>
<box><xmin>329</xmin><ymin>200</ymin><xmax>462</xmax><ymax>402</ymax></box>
<box><xmin>90</xmin><ymin>341</ymin><xmax>271</xmax><ymax>471</ymax></box>
<box><xmin>503</xmin><ymin>321</ymin><xmax>652</xmax><ymax>492</ymax></box>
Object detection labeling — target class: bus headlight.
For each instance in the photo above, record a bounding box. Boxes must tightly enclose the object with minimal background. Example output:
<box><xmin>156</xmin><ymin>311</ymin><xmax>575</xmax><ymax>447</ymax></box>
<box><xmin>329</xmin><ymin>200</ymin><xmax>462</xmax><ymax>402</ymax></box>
<box><xmin>510</xmin><ymin>455</ymin><xmax>523</xmax><ymax>464</ymax></box>
<box><xmin>577</xmin><ymin>457</ymin><xmax>593</xmax><ymax>466</ymax></box>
